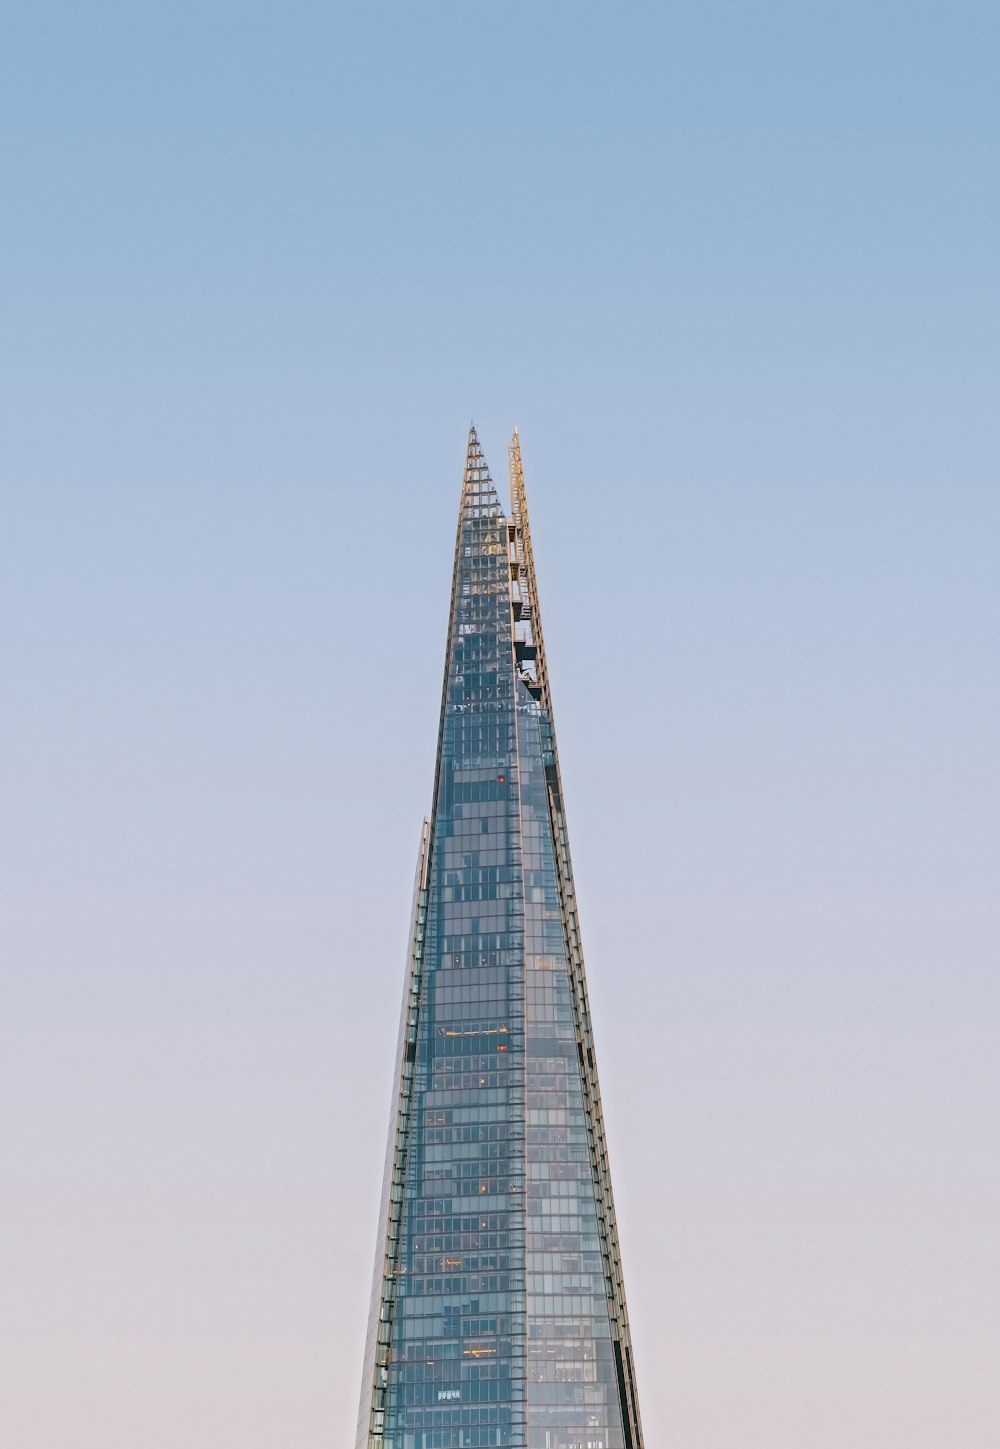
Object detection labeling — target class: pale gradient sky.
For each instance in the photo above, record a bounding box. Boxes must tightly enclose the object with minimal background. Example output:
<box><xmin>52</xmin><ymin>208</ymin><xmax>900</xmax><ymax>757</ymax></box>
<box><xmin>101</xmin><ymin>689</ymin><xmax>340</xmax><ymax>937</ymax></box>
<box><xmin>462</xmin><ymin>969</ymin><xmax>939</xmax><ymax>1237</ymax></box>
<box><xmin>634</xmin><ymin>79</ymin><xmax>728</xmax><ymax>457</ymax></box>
<box><xmin>2</xmin><ymin>3</ymin><xmax>999</xmax><ymax>1448</ymax></box>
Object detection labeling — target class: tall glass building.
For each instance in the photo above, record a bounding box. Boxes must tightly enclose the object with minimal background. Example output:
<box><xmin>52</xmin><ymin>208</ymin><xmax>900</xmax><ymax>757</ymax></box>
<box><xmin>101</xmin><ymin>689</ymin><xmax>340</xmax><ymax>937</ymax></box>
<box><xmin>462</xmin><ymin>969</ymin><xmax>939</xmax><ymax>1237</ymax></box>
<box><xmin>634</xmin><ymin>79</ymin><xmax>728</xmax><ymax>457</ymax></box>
<box><xmin>357</xmin><ymin>428</ymin><xmax>644</xmax><ymax>1449</ymax></box>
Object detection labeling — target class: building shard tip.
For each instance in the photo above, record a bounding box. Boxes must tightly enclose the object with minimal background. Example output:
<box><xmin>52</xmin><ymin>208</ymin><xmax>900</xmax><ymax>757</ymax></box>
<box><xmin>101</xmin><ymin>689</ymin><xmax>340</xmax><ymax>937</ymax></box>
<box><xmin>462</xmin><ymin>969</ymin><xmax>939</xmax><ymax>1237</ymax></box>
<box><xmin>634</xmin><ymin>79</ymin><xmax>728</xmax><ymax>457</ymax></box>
<box><xmin>357</xmin><ymin>429</ymin><xmax>644</xmax><ymax>1449</ymax></box>
<box><xmin>461</xmin><ymin>423</ymin><xmax>501</xmax><ymax>512</ymax></box>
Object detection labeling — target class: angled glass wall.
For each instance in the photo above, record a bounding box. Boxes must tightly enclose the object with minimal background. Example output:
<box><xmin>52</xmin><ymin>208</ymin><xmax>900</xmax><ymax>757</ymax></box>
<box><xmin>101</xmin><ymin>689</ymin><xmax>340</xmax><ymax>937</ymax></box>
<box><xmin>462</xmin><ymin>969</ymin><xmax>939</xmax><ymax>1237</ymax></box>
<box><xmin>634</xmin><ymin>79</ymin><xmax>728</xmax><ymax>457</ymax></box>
<box><xmin>357</xmin><ymin>429</ymin><xmax>643</xmax><ymax>1449</ymax></box>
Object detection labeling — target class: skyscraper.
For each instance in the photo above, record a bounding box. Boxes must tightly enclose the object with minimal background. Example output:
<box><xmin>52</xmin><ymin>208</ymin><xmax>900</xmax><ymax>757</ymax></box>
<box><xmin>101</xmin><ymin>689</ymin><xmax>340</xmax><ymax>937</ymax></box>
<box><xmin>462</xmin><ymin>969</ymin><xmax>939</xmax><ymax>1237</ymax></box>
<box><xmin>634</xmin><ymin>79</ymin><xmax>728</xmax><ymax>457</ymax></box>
<box><xmin>357</xmin><ymin>428</ymin><xmax>644</xmax><ymax>1449</ymax></box>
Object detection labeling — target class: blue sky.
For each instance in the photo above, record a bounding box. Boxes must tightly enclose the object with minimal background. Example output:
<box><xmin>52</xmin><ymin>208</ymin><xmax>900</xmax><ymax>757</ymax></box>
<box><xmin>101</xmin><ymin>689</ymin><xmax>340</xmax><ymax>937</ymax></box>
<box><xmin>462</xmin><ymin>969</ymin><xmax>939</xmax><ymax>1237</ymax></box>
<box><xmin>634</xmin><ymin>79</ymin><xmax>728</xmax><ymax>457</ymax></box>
<box><xmin>2</xmin><ymin>4</ymin><xmax>998</xmax><ymax>1447</ymax></box>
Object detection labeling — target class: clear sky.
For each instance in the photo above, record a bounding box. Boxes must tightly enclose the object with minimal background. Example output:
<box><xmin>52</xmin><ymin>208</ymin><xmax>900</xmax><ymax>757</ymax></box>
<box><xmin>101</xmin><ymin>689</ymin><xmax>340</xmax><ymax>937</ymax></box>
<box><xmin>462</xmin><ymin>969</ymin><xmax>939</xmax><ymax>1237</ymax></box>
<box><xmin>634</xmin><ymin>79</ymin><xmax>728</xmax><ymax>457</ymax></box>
<box><xmin>2</xmin><ymin>3</ymin><xmax>998</xmax><ymax>1447</ymax></box>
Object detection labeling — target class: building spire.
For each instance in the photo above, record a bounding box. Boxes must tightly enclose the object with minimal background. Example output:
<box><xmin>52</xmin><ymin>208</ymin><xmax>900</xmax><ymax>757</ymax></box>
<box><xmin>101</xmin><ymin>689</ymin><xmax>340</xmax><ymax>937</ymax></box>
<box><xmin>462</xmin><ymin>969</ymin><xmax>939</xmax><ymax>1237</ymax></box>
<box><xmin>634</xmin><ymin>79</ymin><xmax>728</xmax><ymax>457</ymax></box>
<box><xmin>357</xmin><ymin>428</ymin><xmax>645</xmax><ymax>1449</ymax></box>
<box><xmin>507</xmin><ymin>425</ymin><xmax>527</xmax><ymax>531</ymax></box>
<box><xmin>460</xmin><ymin>422</ymin><xmax>502</xmax><ymax>514</ymax></box>
<box><xmin>464</xmin><ymin>422</ymin><xmax>488</xmax><ymax>476</ymax></box>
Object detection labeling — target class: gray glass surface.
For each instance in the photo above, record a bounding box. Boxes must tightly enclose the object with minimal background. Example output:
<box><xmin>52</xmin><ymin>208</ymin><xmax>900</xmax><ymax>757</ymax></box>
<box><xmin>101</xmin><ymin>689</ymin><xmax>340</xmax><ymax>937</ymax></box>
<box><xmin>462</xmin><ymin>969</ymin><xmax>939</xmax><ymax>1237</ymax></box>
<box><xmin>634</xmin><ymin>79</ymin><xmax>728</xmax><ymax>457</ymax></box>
<box><xmin>357</xmin><ymin>430</ymin><xmax>642</xmax><ymax>1449</ymax></box>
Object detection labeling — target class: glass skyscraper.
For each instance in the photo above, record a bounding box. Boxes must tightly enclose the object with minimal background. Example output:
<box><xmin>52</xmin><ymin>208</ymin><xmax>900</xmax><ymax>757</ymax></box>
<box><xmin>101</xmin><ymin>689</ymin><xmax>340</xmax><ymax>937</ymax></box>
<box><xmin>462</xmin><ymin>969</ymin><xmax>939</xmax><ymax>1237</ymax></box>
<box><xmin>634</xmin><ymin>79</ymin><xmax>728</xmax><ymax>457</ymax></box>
<box><xmin>357</xmin><ymin>428</ymin><xmax>644</xmax><ymax>1449</ymax></box>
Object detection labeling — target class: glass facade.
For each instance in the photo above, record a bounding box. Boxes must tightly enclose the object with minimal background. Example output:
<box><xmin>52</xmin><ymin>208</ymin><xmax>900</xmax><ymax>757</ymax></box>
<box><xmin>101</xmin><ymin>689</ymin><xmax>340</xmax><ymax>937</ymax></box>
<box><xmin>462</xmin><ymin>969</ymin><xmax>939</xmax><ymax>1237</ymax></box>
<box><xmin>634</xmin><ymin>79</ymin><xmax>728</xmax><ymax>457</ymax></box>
<box><xmin>357</xmin><ymin>429</ymin><xmax>643</xmax><ymax>1449</ymax></box>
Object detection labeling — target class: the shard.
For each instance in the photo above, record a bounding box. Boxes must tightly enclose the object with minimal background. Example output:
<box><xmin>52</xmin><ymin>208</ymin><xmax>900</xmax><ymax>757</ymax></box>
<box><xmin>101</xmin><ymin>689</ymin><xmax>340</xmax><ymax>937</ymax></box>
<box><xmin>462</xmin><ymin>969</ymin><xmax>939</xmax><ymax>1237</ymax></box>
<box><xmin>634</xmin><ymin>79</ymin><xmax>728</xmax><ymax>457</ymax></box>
<box><xmin>357</xmin><ymin>428</ymin><xmax>644</xmax><ymax>1449</ymax></box>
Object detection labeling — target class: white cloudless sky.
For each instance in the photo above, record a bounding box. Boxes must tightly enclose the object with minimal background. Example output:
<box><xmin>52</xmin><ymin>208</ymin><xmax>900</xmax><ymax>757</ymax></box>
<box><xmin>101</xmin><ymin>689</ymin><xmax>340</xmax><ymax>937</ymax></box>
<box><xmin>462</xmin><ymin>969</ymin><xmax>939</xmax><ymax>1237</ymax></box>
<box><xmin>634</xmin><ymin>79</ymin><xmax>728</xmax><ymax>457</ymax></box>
<box><xmin>2</xmin><ymin>3</ymin><xmax>998</xmax><ymax>1447</ymax></box>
